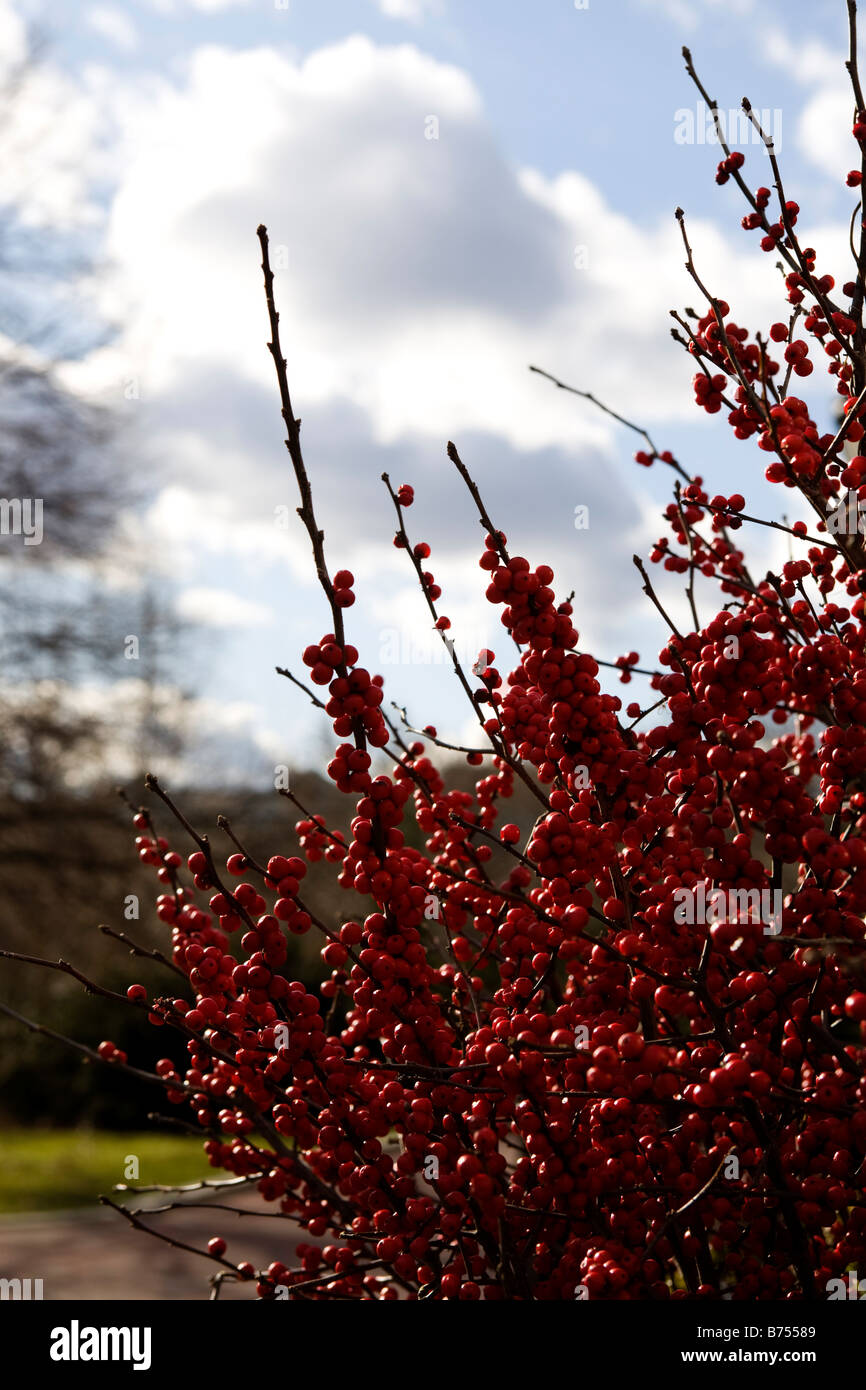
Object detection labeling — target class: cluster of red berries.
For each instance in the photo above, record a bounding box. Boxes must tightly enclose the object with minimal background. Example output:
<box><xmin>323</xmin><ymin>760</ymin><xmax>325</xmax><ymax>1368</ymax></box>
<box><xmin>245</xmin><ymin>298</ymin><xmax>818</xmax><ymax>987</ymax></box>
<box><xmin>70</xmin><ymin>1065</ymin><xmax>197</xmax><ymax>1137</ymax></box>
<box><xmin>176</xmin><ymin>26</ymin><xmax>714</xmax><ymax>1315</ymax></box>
<box><xmin>109</xmin><ymin>411</ymin><xmax>866</xmax><ymax>1298</ymax></box>
<box><xmin>77</xmin><ymin>53</ymin><xmax>866</xmax><ymax>1302</ymax></box>
<box><xmin>302</xmin><ymin>633</ymin><xmax>389</xmax><ymax>747</ymax></box>
<box><xmin>714</xmin><ymin>149</ymin><xmax>745</xmax><ymax>184</ymax></box>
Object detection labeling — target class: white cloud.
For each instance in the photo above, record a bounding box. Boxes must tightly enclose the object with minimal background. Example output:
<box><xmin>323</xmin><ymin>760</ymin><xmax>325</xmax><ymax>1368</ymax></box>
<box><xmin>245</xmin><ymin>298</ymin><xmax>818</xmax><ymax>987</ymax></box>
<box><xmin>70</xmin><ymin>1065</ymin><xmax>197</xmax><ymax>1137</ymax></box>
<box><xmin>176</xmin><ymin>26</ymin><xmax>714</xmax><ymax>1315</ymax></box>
<box><xmin>12</xmin><ymin>24</ymin><xmax>845</xmax><ymax>763</ymax></box>
<box><xmin>175</xmin><ymin>585</ymin><xmax>273</xmax><ymax>627</ymax></box>
<box><xmin>88</xmin><ymin>32</ymin><xmax>783</xmax><ymax>463</ymax></box>
<box><xmin>48</xmin><ymin>29</ymin><xmax>813</xmax><ymax>720</ymax></box>
<box><xmin>638</xmin><ymin>0</ymin><xmax>699</xmax><ymax>29</ymax></box>
<box><xmin>186</xmin><ymin>0</ymin><xmax>254</xmax><ymax>10</ymax></box>
<box><xmin>127</xmin><ymin>484</ymin><xmax>311</xmax><ymax>578</ymax></box>
<box><xmin>86</xmin><ymin>6</ymin><xmax>139</xmax><ymax>51</ymax></box>
<box><xmin>0</xmin><ymin>0</ymin><xmax>26</xmax><ymax>77</ymax></box>
<box><xmin>635</xmin><ymin>0</ymin><xmax>753</xmax><ymax>30</ymax></box>
<box><xmin>0</xmin><ymin>59</ymin><xmax>107</xmax><ymax>230</ymax></box>
<box><xmin>375</xmin><ymin>0</ymin><xmax>440</xmax><ymax>21</ymax></box>
<box><xmin>142</xmin><ymin>0</ymin><xmax>254</xmax><ymax>12</ymax></box>
<box><xmin>760</xmin><ymin>27</ymin><xmax>839</xmax><ymax>87</ymax></box>
<box><xmin>759</xmin><ymin>21</ymin><xmax>853</xmax><ymax>181</ymax></box>
<box><xmin>797</xmin><ymin>84</ymin><xmax>853</xmax><ymax>178</ymax></box>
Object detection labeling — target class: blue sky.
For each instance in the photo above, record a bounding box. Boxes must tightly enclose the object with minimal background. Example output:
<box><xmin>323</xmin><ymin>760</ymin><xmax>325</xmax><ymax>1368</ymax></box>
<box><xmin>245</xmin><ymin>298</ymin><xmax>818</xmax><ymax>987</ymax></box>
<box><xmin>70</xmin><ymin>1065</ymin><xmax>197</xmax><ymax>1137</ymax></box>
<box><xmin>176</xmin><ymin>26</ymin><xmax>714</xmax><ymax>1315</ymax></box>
<box><xmin>3</xmin><ymin>0</ymin><xmax>860</xmax><ymax>786</ymax></box>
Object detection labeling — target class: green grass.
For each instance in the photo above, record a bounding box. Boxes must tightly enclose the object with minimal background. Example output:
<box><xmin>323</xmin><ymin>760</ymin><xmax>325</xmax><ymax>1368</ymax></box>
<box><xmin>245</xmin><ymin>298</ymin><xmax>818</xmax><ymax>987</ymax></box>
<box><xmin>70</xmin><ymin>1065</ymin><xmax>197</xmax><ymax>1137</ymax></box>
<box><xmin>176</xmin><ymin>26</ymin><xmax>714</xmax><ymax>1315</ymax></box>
<box><xmin>0</xmin><ymin>1128</ymin><xmax>214</xmax><ymax>1213</ymax></box>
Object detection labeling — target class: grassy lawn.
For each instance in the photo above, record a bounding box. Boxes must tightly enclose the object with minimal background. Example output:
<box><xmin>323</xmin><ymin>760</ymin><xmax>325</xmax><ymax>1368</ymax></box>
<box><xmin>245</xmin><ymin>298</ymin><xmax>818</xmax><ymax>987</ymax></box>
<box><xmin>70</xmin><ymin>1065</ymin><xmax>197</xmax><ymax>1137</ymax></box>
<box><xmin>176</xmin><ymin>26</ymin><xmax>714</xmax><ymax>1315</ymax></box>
<box><xmin>0</xmin><ymin>1128</ymin><xmax>214</xmax><ymax>1213</ymax></box>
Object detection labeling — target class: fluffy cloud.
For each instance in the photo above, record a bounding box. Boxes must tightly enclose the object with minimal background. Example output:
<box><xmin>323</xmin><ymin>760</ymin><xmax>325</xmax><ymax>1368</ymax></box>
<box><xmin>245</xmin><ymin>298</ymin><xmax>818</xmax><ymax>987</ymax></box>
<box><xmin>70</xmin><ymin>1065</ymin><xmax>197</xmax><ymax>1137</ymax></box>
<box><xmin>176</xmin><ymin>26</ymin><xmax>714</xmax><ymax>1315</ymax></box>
<box><xmin>21</xmin><ymin>21</ymin><xmax>845</xmax><ymax>766</ymax></box>
<box><xmin>634</xmin><ymin>0</ymin><xmax>754</xmax><ymax>30</ymax></box>
<box><xmin>59</xmin><ymin>36</ymin><xmax>813</xmax><ymax>704</ymax></box>
<box><xmin>142</xmin><ymin>0</ymin><xmax>254</xmax><ymax>13</ymax></box>
<box><xmin>0</xmin><ymin>0</ymin><xmax>25</xmax><ymax>74</ymax></box>
<box><xmin>86</xmin><ymin>6</ymin><xmax>139</xmax><ymax>50</ymax></box>
<box><xmin>375</xmin><ymin>0</ymin><xmax>441</xmax><ymax>21</ymax></box>
<box><xmin>186</xmin><ymin>0</ymin><xmax>254</xmax><ymax>9</ymax></box>
<box><xmin>175</xmin><ymin>586</ymin><xmax>273</xmax><ymax>628</ymax></box>
<box><xmin>84</xmin><ymin>34</ymin><xmax>789</xmax><ymax>469</ymax></box>
<box><xmin>759</xmin><ymin>21</ymin><xmax>854</xmax><ymax>182</ymax></box>
<box><xmin>0</xmin><ymin>26</ymin><xmax>107</xmax><ymax>229</ymax></box>
<box><xmin>760</xmin><ymin>27</ymin><xmax>840</xmax><ymax>87</ymax></box>
<box><xmin>792</xmin><ymin>88</ymin><xmax>852</xmax><ymax>186</ymax></box>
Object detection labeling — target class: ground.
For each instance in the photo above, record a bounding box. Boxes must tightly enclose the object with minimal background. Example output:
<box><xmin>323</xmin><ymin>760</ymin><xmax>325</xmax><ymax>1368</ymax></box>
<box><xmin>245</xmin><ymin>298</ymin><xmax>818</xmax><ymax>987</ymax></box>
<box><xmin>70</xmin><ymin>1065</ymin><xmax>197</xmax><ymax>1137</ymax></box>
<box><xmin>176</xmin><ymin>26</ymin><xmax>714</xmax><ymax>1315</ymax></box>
<box><xmin>0</xmin><ymin>1129</ymin><xmax>299</xmax><ymax>1300</ymax></box>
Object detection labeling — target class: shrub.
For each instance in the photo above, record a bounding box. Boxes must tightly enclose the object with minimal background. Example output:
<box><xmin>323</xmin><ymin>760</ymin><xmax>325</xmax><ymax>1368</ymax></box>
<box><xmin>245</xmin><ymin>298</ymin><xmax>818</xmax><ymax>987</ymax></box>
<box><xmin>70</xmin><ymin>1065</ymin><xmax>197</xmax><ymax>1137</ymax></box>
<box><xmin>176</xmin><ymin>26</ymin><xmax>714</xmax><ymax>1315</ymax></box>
<box><xmin>5</xmin><ymin>23</ymin><xmax>866</xmax><ymax>1300</ymax></box>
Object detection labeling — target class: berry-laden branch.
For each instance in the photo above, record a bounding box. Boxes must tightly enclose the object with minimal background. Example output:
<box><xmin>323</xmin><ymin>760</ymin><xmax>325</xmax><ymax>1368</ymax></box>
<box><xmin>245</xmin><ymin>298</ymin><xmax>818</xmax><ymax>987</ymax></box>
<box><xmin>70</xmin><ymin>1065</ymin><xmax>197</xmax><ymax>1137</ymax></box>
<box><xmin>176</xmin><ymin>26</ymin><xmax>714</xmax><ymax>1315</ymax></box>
<box><xmin>5</xmin><ymin>8</ymin><xmax>866</xmax><ymax>1303</ymax></box>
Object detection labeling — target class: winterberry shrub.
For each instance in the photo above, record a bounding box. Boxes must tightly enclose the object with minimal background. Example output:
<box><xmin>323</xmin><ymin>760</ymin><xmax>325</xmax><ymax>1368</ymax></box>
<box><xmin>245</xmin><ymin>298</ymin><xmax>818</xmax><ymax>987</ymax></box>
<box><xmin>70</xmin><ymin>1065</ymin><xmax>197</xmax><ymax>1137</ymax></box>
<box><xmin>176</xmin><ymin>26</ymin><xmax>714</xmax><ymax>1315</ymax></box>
<box><xmin>7</xmin><ymin>23</ymin><xmax>866</xmax><ymax>1301</ymax></box>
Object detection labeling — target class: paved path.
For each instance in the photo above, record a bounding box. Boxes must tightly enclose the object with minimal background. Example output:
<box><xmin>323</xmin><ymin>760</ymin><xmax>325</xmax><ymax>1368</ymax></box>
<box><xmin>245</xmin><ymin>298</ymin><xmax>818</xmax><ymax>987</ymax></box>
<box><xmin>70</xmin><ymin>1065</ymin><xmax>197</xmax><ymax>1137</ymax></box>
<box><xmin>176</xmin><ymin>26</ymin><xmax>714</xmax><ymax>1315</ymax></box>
<box><xmin>0</xmin><ymin>1189</ymin><xmax>300</xmax><ymax>1300</ymax></box>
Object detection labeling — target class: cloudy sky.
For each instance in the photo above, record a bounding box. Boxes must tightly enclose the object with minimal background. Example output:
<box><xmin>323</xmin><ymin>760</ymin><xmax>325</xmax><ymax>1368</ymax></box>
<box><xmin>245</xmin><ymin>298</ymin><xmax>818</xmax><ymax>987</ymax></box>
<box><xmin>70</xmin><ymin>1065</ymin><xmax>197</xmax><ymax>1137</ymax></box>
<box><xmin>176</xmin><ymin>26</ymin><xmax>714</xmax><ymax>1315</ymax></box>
<box><xmin>2</xmin><ymin>0</ymin><xmax>859</xmax><ymax>786</ymax></box>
